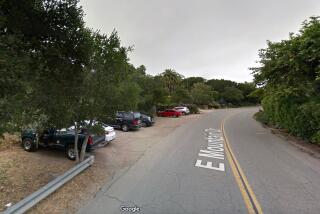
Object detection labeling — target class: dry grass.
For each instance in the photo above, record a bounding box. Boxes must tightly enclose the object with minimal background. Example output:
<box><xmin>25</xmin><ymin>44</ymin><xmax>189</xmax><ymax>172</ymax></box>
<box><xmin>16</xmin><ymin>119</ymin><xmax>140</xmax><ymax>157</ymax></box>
<box><xmin>0</xmin><ymin>146</ymin><xmax>74</xmax><ymax>212</ymax></box>
<box><xmin>0</xmin><ymin>133</ymin><xmax>21</xmax><ymax>151</ymax></box>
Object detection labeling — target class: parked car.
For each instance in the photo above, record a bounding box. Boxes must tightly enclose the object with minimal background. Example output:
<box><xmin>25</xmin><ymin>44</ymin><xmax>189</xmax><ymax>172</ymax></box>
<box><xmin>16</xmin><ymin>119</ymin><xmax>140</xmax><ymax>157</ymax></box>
<box><xmin>77</xmin><ymin>120</ymin><xmax>116</xmax><ymax>143</ymax></box>
<box><xmin>106</xmin><ymin>111</ymin><xmax>141</xmax><ymax>132</ymax></box>
<box><xmin>174</xmin><ymin>106</ymin><xmax>190</xmax><ymax>115</ymax></box>
<box><xmin>139</xmin><ymin>113</ymin><xmax>155</xmax><ymax>127</ymax></box>
<box><xmin>21</xmin><ymin>128</ymin><xmax>103</xmax><ymax>160</ymax></box>
<box><xmin>157</xmin><ymin>109</ymin><xmax>182</xmax><ymax>117</ymax></box>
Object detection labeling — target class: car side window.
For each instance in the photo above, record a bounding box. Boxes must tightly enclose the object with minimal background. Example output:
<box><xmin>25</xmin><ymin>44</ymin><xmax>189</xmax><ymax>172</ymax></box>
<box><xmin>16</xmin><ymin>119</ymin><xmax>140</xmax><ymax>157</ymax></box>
<box><xmin>124</xmin><ymin>113</ymin><xmax>133</xmax><ymax>120</ymax></box>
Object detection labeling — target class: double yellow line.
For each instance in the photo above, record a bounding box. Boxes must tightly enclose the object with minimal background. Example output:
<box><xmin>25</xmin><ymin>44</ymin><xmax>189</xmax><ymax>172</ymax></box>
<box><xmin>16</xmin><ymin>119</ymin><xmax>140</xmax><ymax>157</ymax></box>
<box><xmin>221</xmin><ymin>115</ymin><xmax>264</xmax><ymax>214</ymax></box>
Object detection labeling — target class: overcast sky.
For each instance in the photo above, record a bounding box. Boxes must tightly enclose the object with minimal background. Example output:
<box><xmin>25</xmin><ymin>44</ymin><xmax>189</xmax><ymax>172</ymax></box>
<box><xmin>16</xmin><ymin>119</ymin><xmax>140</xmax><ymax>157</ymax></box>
<box><xmin>80</xmin><ymin>0</ymin><xmax>320</xmax><ymax>82</ymax></box>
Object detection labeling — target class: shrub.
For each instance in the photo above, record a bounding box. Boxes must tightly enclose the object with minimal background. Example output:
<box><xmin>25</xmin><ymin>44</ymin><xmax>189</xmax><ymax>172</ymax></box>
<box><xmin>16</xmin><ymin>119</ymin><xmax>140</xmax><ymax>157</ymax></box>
<box><xmin>209</xmin><ymin>101</ymin><xmax>221</xmax><ymax>109</ymax></box>
<box><xmin>184</xmin><ymin>104</ymin><xmax>200</xmax><ymax>114</ymax></box>
<box><xmin>261</xmin><ymin>93</ymin><xmax>320</xmax><ymax>142</ymax></box>
<box><xmin>254</xmin><ymin>110</ymin><xmax>269</xmax><ymax>125</ymax></box>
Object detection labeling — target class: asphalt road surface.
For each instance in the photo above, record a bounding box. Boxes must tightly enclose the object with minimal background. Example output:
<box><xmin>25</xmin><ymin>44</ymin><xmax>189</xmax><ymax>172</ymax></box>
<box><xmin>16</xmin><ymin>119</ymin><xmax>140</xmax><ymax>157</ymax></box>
<box><xmin>79</xmin><ymin>107</ymin><xmax>320</xmax><ymax>214</ymax></box>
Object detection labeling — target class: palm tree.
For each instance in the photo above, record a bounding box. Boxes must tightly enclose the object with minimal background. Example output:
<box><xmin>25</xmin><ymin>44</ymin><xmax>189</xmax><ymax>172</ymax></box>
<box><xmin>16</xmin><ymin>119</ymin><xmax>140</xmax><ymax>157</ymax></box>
<box><xmin>160</xmin><ymin>69</ymin><xmax>183</xmax><ymax>96</ymax></box>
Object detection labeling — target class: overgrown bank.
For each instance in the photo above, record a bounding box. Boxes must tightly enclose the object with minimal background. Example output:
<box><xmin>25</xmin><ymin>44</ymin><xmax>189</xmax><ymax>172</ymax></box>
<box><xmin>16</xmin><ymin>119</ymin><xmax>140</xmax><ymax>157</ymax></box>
<box><xmin>252</xmin><ymin>17</ymin><xmax>320</xmax><ymax>144</ymax></box>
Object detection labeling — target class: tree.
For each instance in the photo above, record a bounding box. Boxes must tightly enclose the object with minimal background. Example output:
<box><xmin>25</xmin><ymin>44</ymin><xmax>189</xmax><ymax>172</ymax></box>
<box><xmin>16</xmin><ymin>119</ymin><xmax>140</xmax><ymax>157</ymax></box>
<box><xmin>182</xmin><ymin>77</ymin><xmax>206</xmax><ymax>91</ymax></box>
<box><xmin>0</xmin><ymin>0</ymin><xmax>42</xmax><ymax>133</ymax></box>
<box><xmin>172</xmin><ymin>87</ymin><xmax>192</xmax><ymax>104</ymax></box>
<box><xmin>237</xmin><ymin>82</ymin><xmax>259</xmax><ymax>104</ymax></box>
<box><xmin>252</xmin><ymin>17</ymin><xmax>320</xmax><ymax>143</ymax></box>
<box><xmin>221</xmin><ymin>87</ymin><xmax>244</xmax><ymax>105</ymax></box>
<box><xmin>1</xmin><ymin>0</ymin><xmax>94</xmax><ymax>161</ymax></box>
<box><xmin>191</xmin><ymin>83</ymin><xmax>218</xmax><ymax>105</ymax></box>
<box><xmin>159</xmin><ymin>69</ymin><xmax>184</xmax><ymax>96</ymax></box>
<box><xmin>206</xmin><ymin>79</ymin><xmax>238</xmax><ymax>93</ymax></box>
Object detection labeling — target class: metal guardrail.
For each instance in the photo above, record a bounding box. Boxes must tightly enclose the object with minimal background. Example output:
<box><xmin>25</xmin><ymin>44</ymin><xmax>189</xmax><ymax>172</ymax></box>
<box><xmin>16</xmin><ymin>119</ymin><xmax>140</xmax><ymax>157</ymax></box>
<box><xmin>3</xmin><ymin>156</ymin><xmax>95</xmax><ymax>214</ymax></box>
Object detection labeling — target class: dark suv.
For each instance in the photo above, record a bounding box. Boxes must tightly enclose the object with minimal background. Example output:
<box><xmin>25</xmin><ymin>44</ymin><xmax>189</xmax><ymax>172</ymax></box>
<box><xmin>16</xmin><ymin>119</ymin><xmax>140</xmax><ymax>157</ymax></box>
<box><xmin>140</xmin><ymin>113</ymin><xmax>155</xmax><ymax>127</ymax></box>
<box><xmin>106</xmin><ymin>111</ymin><xmax>141</xmax><ymax>132</ymax></box>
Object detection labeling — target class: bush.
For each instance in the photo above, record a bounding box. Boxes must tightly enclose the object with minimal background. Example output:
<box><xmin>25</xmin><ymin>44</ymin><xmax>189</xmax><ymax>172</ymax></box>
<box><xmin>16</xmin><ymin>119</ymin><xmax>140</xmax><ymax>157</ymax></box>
<box><xmin>208</xmin><ymin>101</ymin><xmax>221</xmax><ymax>109</ymax></box>
<box><xmin>311</xmin><ymin>131</ymin><xmax>320</xmax><ymax>144</ymax></box>
<box><xmin>184</xmin><ymin>104</ymin><xmax>200</xmax><ymax>114</ymax></box>
<box><xmin>254</xmin><ymin>110</ymin><xmax>269</xmax><ymax>125</ymax></box>
<box><xmin>261</xmin><ymin>92</ymin><xmax>320</xmax><ymax>143</ymax></box>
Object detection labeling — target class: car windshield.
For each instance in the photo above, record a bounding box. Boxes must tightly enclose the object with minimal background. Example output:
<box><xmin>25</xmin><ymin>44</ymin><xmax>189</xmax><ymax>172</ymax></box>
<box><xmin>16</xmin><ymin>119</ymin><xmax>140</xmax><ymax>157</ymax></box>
<box><xmin>133</xmin><ymin>112</ymin><xmax>141</xmax><ymax>119</ymax></box>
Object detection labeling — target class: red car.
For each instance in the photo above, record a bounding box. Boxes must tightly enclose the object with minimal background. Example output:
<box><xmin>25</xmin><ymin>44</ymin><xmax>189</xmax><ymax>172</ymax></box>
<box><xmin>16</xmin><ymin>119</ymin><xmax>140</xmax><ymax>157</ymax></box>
<box><xmin>157</xmin><ymin>109</ymin><xmax>182</xmax><ymax>117</ymax></box>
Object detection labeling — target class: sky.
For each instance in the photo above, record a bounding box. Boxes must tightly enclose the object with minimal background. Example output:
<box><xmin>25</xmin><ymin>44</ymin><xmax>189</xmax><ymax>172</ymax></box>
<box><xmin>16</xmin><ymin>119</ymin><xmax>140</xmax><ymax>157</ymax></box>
<box><xmin>80</xmin><ymin>0</ymin><xmax>320</xmax><ymax>82</ymax></box>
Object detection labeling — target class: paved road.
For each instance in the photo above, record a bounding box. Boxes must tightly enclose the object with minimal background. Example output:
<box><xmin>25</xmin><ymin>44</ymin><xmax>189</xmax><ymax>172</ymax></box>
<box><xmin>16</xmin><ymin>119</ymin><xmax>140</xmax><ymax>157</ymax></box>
<box><xmin>79</xmin><ymin>107</ymin><xmax>320</xmax><ymax>214</ymax></box>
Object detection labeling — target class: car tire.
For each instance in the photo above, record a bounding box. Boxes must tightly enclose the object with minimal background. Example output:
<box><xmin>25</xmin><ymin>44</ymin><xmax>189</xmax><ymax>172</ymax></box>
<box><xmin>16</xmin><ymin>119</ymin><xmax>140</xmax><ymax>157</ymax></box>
<box><xmin>141</xmin><ymin>122</ymin><xmax>147</xmax><ymax>127</ymax></box>
<box><xmin>122</xmin><ymin>124</ymin><xmax>129</xmax><ymax>132</ymax></box>
<box><xmin>66</xmin><ymin>144</ymin><xmax>76</xmax><ymax>160</ymax></box>
<box><xmin>22</xmin><ymin>138</ymin><xmax>37</xmax><ymax>152</ymax></box>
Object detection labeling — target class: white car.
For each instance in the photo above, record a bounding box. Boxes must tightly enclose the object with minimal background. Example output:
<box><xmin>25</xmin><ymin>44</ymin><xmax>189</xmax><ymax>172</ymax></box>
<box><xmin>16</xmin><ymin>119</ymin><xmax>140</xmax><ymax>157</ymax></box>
<box><xmin>174</xmin><ymin>106</ymin><xmax>190</xmax><ymax>115</ymax></box>
<box><xmin>103</xmin><ymin>124</ymin><xmax>116</xmax><ymax>142</ymax></box>
<box><xmin>68</xmin><ymin>120</ymin><xmax>116</xmax><ymax>143</ymax></box>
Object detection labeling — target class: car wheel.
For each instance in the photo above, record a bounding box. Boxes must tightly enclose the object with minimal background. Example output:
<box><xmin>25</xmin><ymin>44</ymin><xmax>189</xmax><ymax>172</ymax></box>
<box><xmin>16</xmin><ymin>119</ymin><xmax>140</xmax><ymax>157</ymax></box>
<box><xmin>22</xmin><ymin>138</ymin><xmax>36</xmax><ymax>152</ymax></box>
<box><xmin>141</xmin><ymin>122</ymin><xmax>147</xmax><ymax>127</ymax></box>
<box><xmin>66</xmin><ymin>144</ymin><xmax>76</xmax><ymax>160</ymax></box>
<box><xmin>122</xmin><ymin>124</ymin><xmax>129</xmax><ymax>132</ymax></box>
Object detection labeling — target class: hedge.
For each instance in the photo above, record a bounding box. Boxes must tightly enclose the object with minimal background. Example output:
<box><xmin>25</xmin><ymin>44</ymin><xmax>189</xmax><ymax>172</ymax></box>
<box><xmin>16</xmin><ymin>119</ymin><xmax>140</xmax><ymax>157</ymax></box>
<box><xmin>261</xmin><ymin>93</ymin><xmax>320</xmax><ymax>144</ymax></box>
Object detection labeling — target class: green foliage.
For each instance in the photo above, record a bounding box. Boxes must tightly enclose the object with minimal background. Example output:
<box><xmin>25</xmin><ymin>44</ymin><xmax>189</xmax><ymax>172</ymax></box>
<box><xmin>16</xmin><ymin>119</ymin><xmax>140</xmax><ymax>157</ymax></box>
<box><xmin>182</xmin><ymin>77</ymin><xmax>206</xmax><ymax>91</ymax></box>
<box><xmin>254</xmin><ymin>110</ymin><xmax>269</xmax><ymax>125</ymax></box>
<box><xmin>159</xmin><ymin>69</ymin><xmax>184</xmax><ymax>96</ymax></box>
<box><xmin>185</xmin><ymin>104</ymin><xmax>200</xmax><ymax>114</ymax></box>
<box><xmin>208</xmin><ymin>101</ymin><xmax>221</xmax><ymax>109</ymax></box>
<box><xmin>172</xmin><ymin>87</ymin><xmax>192</xmax><ymax>104</ymax></box>
<box><xmin>253</xmin><ymin>17</ymin><xmax>320</xmax><ymax>144</ymax></box>
<box><xmin>261</xmin><ymin>91</ymin><xmax>320</xmax><ymax>143</ymax></box>
<box><xmin>206</xmin><ymin>79</ymin><xmax>238</xmax><ymax>93</ymax></box>
<box><xmin>116</xmin><ymin>80</ymin><xmax>142</xmax><ymax>111</ymax></box>
<box><xmin>221</xmin><ymin>87</ymin><xmax>244</xmax><ymax>105</ymax></box>
<box><xmin>191</xmin><ymin>83</ymin><xmax>218</xmax><ymax>105</ymax></box>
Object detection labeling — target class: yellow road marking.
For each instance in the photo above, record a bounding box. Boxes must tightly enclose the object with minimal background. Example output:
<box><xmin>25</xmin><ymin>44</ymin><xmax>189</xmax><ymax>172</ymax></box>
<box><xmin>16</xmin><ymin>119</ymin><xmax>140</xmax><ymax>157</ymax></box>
<box><xmin>221</xmin><ymin>115</ymin><xmax>264</xmax><ymax>214</ymax></box>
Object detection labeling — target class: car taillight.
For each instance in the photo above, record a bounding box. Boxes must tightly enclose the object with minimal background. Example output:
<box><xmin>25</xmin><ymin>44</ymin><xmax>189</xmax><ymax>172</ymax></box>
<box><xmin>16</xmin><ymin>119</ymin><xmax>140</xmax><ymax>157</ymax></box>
<box><xmin>87</xmin><ymin>136</ymin><xmax>93</xmax><ymax>145</ymax></box>
<box><xmin>132</xmin><ymin>119</ymin><xmax>139</xmax><ymax>125</ymax></box>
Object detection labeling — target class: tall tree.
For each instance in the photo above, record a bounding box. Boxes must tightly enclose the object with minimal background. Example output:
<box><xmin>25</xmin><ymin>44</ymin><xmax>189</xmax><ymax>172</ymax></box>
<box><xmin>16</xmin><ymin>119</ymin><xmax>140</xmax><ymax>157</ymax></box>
<box><xmin>160</xmin><ymin>69</ymin><xmax>184</xmax><ymax>96</ymax></box>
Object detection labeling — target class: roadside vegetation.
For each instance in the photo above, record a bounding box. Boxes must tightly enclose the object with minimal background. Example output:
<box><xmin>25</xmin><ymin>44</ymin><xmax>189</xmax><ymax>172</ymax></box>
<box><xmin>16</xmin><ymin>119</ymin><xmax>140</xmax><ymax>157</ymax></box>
<box><xmin>252</xmin><ymin>17</ymin><xmax>320</xmax><ymax>144</ymax></box>
<box><xmin>0</xmin><ymin>0</ymin><xmax>258</xmax><ymax>154</ymax></box>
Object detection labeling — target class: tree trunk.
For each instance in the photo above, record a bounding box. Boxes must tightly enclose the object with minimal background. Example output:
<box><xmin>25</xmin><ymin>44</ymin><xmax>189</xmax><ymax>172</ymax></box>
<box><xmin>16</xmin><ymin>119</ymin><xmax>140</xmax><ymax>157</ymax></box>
<box><xmin>79</xmin><ymin>134</ymin><xmax>89</xmax><ymax>161</ymax></box>
<box><xmin>79</xmin><ymin>119</ymin><xmax>92</xmax><ymax>161</ymax></box>
<box><xmin>74</xmin><ymin>122</ymin><xmax>79</xmax><ymax>162</ymax></box>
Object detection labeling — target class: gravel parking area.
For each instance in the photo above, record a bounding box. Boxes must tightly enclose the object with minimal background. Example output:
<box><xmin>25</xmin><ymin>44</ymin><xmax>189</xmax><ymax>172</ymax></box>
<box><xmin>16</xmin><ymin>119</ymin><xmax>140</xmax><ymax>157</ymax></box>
<box><xmin>0</xmin><ymin>112</ymin><xmax>206</xmax><ymax>213</ymax></box>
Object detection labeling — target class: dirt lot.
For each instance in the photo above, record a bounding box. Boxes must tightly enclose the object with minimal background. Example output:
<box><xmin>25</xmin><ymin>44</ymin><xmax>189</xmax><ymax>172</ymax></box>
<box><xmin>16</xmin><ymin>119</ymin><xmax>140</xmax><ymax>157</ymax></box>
<box><xmin>0</xmin><ymin>113</ymin><xmax>205</xmax><ymax>213</ymax></box>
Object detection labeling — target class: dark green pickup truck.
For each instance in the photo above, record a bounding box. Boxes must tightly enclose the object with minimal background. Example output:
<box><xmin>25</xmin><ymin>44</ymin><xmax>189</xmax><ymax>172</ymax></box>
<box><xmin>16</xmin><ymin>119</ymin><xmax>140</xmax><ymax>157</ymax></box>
<box><xmin>21</xmin><ymin>128</ymin><xmax>105</xmax><ymax>160</ymax></box>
